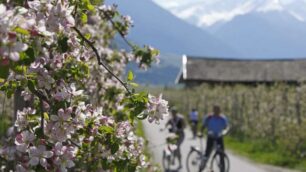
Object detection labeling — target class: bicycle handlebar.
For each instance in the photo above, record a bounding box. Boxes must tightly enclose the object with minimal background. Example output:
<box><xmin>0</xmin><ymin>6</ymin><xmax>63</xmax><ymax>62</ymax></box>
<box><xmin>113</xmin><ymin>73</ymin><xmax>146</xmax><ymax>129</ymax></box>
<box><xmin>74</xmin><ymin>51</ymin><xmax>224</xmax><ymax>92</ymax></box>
<box><xmin>197</xmin><ymin>127</ymin><xmax>230</xmax><ymax>139</ymax></box>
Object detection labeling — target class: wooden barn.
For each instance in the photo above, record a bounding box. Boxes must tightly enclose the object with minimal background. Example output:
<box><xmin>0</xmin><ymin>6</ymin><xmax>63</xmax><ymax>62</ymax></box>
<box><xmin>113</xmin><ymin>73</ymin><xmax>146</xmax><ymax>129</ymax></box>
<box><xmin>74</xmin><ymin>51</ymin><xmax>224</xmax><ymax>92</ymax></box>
<box><xmin>176</xmin><ymin>55</ymin><xmax>306</xmax><ymax>87</ymax></box>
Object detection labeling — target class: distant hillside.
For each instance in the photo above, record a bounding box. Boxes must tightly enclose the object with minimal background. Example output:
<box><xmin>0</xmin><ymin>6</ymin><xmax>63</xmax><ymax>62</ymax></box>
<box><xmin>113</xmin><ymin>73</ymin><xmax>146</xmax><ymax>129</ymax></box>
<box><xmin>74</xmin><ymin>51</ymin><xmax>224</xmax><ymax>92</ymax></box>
<box><xmin>106</xmin><ymin>0</ymin><xmax>239</xmax><ymax>57</ymax></box>
<box><xmin>154</xmin><ymin>0</ymin><xmax>306</xmax><ymax>59</ymax></box>
<box><xmin>212</xmin><ymin>11</ymin><xmax>306</xmax><ymax>58</ymax></box>
<box><xmin>126</xmin><ymin>54</ymin><xmax>181</xmax><ymax>86</ymax></box>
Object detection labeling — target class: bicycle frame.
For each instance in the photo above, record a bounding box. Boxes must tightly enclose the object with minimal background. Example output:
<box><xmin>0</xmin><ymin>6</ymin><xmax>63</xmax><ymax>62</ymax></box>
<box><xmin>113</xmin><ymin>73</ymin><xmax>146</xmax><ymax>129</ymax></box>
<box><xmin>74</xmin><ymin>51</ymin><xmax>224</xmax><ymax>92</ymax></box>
<box><xmin>161</xmin><ymin>128</ymin><xmax>180</xmax><ymax>170</ymax></box>
<box><xmin>190</xmin><ymin>135</ymin><xmax>205</xmax><ymax>153</ymax></box>
<box><xmin>187</xmin><ymin>135</ymin><xmax>230</xmax><ymax>172</ymax></box>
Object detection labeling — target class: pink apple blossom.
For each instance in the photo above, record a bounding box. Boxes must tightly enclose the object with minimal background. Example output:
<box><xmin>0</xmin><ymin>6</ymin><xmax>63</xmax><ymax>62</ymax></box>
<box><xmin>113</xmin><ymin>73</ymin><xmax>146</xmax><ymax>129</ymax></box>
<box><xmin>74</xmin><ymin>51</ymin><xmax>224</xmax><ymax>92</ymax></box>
<box><xmin>146</xmin><ymin>94</ymin><xmax>169</xmax><ymax>124</ymax></box>
<box><xmin>15</xmin><ymin>131</ymin><xmax>35</xmax><ymax>153</ymax></box>
<box><xmin>29</xmin><ymin>145</ymin><xmax>53</xmax><ymax>168</ymax></box>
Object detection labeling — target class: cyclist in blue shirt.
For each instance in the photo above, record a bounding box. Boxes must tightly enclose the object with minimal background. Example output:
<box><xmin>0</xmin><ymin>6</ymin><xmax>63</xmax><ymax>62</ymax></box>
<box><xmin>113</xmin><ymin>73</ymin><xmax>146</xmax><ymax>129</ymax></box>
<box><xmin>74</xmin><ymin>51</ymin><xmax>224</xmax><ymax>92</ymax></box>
<box><xmin>201</xmin><ymin>105</ymin><xmax>229</xmax><ymax>161</ymax></box>
<box><xmin>189</xmin><ymin>108</ymin><xmax>199</xmax><ymax>139</ymax></box>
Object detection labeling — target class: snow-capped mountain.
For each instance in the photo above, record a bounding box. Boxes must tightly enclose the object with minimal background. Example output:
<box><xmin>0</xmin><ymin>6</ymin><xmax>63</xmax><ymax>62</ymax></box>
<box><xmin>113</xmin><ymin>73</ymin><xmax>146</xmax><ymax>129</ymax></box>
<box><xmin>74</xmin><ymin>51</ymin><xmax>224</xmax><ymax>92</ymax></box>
<box><xmin>105</xmin><ymin>0</ymin><xmax>306</xmax><ymax>84</ymax></box>
<box><xmin>106</xmin><ymin>0</ymin><xmax>238</xmax><ymax>57</ymax></box>
<box><xmin>108</xmin><ymin>0</ymin><xmax>306</xmax><ymax>59</ymax></box>
<box><xmin>213</xmin><ymin>10</ymin><xmax>306</xmax><ymax>58</ymax></box>
<box><xmin>153</xmin><ymin>0</ymin><xmax>306</xmax><ymax>58</ymax></box>
<box><xmin>153</xmin><ymin>0</ymin><xmax>306</xmax><ymax>27</ymax></box>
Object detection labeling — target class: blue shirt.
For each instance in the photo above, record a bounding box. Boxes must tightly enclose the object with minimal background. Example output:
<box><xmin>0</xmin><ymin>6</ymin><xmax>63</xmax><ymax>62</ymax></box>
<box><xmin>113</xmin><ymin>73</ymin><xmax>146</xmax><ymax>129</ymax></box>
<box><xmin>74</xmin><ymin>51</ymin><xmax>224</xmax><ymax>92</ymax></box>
<box><xmin>189</xmin><ymin>111</ymin><xmax>198</xmax><ymax>121</ymax></box>
<box><xmin>203</xmin><ymin>114</ymin><xmax>228</xmax><ymax>136</ymax></box>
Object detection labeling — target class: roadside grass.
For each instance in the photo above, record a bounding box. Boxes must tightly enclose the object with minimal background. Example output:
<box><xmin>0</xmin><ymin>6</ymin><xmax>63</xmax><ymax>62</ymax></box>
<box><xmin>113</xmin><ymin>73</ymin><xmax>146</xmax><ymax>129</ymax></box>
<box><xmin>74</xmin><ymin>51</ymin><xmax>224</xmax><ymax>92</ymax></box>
<box><xmin>225</xmin><ymin>137</ymin><xmax>306</xmax><ymax>171</ymax></box>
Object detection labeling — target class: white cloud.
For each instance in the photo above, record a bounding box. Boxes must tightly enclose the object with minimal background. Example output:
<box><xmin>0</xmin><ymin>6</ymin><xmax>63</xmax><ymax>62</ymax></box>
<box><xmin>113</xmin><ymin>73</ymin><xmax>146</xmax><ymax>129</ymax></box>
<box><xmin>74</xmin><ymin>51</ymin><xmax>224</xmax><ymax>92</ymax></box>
<box><xmin>198</xmin><ymin>1</ymin><xmax>255</xmax><ymax>26</ymax></box>
<box><xmin>153</xmin><ymin>1</ymin><xmax>180</xmax><ymax>8</ymax></box>
<box><xmin>281</xmin><ymin>0</ymin><xmax>295</xmax><ymax>5</ymax></box>
<box><xmin>176</xmin><ymin>6</ymin><xmax>203</xmax><ymax>19</ymax></box>
<box><xmin>153</xmin><ymin>0</ymin><xmax>210</xmax><ymax>9</ymax></box>
<box><xmin>152</xmin><ymin>0</ymin><xmax>306</xmax><ymax>27</ymax></box>
<box><xmin>257</xmin><ymin>0</ymin><xmax>283</xmax><ymax>12</ymax></box>
<box><xmin>289</xmin><ymin>11</ymin><xmax>305</xmax><ymax>21</ymax></box>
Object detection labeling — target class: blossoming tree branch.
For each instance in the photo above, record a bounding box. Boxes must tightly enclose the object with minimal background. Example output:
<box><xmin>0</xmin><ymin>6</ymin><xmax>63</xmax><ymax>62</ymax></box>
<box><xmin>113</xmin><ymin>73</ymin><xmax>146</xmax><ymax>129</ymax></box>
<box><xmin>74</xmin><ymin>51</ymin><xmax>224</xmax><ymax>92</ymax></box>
<box><xmin>0</xmin><ymin>0</ymin><xmax>169</xmax><ymax>171</ymax></box>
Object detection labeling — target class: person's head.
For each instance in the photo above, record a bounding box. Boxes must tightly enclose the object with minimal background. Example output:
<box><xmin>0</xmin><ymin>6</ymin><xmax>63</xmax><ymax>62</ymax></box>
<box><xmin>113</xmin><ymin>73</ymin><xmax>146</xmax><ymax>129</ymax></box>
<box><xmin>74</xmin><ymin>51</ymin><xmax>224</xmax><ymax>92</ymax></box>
<box><xmin>213</xmin><ymin>105</ymin><xmax>221</xmax><ymax>115</ymax></box>
<box><xmin>192</xmin><ymin>108</ymin><xmax>196</xmax><ymax>112</ymax></box>
<box><xmin>171</xmin><ymin>106</ymin><xmax>178</xmax><ymax>118</ymax></box>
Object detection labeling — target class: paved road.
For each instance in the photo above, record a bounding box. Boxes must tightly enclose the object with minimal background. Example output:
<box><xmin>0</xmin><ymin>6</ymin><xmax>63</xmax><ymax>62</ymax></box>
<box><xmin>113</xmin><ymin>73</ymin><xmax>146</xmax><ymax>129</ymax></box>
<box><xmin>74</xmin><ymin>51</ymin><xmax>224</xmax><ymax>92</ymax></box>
<box><xmin>143</xmin><ymin>118</ymin><xmax>299</xmax><ymax>172</ymax></box>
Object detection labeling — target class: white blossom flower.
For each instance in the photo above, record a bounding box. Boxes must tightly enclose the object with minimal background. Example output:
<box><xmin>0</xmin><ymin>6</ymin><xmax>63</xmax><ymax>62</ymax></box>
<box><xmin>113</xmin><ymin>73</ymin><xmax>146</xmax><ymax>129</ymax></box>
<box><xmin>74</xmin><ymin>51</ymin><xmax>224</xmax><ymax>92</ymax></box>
<box><xmin>21</xmin><ymin>91</ymin><xmax>32</xmax><ymax>101</ymax></box>
<box><xmin>146</xmin><ymin>94</ymin><xmax>169</xmax><ymax>124</ymax></box>
<box><xmin>1</xmin><ymin>35</ymin><xmax>28</xmax><ymax>61</ymax></box>
<box><xmin>53</xmin><ymin>142</ymin><xmax>77</xmax><ymax>172</ymax></box>
<box><xmin>70</xmin><ymin>83</ymin><xmax>84</xmax><ymax>96</ymax></box>
<box><xmin>0</xmin><ymin>0</ymin><xmax>153</xmax><ymax>170</ymax></box>
<box><xmin>15</xmin><ymin>131</ymin><xmax>35</xmax><ymax>153</ymax></box>
<box><xmin>47</xmin><ymin>108</ymin><xmax>75</xmax><ymax>142</ymax></box>
<box><xmin>16</xmin><ymin>164</ymin><xmax>28</xmax><ymax>172</ymax></box>
<box><xmin>0</xmin><ymin>146</ymin><xmax>16</xmax><ymax>161</ymax></box>
<box><xmin>46</xmin><ymin>1</ymin><xmax>75</xmax><ymax>32</ymax></box>
<box><xmin>15</xmin><ymin>108</ymin><xmax>36</xmax><ymax>131</ymax></box>
<box><xmin>29</xmin><ymin>145</ymin><xmax>53</xmax><ymax>168</ymax></box>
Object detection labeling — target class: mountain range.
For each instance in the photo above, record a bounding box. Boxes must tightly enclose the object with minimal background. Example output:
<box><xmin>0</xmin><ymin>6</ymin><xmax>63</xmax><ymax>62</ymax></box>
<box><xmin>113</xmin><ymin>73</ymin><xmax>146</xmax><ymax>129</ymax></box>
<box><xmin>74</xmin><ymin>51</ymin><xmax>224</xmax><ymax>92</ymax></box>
<box><xmin>156</xmin><ymin>0</ymin><xmax>306</xmax><ymax>58</ymax></box>
<box><xmin>106</xmin><ymin>0</ymin><xmax>306</xmax><ymax>85</ymax></box>
<box><xmin>107</xmin><ymin>0</ymin><xmax>238</xmax><ymax>57</ymax></box>
<box><xmin>157</xmin><ymin>0</ymin><xmax>306</xmax><ymax>26</ymax></box>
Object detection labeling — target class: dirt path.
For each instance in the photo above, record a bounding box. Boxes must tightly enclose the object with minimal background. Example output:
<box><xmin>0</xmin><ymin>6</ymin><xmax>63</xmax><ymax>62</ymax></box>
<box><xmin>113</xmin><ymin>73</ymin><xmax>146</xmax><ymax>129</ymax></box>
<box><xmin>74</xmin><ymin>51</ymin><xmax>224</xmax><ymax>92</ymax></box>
<box><xmin>143</xmin><ymin>118</ymin><xmax>299</xmax><ymax>172</ymax></box>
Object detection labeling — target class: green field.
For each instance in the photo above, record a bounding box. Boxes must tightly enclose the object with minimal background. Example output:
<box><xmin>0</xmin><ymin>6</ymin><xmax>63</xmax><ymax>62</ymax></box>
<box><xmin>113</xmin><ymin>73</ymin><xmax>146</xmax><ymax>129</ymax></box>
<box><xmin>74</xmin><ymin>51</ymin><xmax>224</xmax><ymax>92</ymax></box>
<box><xmin>225</xmin><ymin>137</ymin><xmax>306</xmax><ymax>171</ymax></box>
<box><xmin>147</xmin><ymin>83</ymin><xmax>306</xmax><ymax>171</ymax></box>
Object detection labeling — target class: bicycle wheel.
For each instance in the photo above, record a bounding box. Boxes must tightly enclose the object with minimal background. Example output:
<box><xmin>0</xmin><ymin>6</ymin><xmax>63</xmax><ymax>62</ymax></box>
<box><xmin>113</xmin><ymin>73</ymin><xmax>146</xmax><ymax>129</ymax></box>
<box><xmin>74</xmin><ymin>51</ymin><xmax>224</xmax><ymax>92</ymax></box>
<box><xmin>162</xmin><ymin>150</ymin><xmax>171</xmax><ymax>170</ymax></box>
<box><xmin>210</xmin><ymin>152</ymin><xmax>230</xmax><ymax>172</ymax></box>
<box><xmin>186</xmin><ymin>149</ymin><xmax>201</xmax><ymax>172</ymax></box>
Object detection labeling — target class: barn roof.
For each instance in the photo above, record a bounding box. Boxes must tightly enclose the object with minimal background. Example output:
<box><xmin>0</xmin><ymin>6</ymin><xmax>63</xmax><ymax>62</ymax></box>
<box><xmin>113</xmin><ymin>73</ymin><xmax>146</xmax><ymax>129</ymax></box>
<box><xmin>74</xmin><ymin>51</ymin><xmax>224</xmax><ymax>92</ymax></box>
<box><xmin>176</xmin><ymin>55</ymin><xmax>306</xmax><ymax>84</ymax></box>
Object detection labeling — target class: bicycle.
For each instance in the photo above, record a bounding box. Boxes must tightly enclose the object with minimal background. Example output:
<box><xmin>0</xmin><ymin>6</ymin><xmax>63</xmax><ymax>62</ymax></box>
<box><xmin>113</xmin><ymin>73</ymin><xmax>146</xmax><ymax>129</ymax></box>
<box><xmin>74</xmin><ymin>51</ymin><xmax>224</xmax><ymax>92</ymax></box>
<box><xmin>186</xmin><ymin>133</ymin><xmax>230</xmax><ymax>172</ymax></box>
<box><xmin>160</xmin><ymin>128</ymin><xmax>180</xmax><ymax>171</ymax></box>
<box><xmin>190</xmin><ymin>120</ymin><xmax>198</xmax><ymax>139</ymax></box>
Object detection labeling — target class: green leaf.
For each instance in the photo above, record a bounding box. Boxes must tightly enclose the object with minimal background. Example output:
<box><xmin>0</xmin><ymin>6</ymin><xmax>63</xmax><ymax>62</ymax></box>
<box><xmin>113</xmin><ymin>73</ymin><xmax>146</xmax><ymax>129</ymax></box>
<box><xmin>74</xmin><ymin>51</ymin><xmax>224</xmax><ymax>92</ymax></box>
<box><xmin>81</xmin><ymin>13</ymin><xmax>88</xmax><ymax>24</ymax></box>
<box><xmin>151</xmin><ymin>48</ymin><xmax>160</xmax><ymax>57</ymax></box>
<box><xmin>127</xmin><ymin>70</ymin><xmax>134</xmax><ymax>81</ymax></box>
<box><xmin>110</xmin><ymin>142</ymin><xmax>119</xmax><ymax>154</ymax></box>
<box><xmin>84</xmin><ymin>33</ymin><xmax>91</xmax><ymax>40</ymax></box>
<box><xmin>0</xmin><ymin>65</ymin><xmax>9</xmax><ymax>80</ymax></box>
<box><xmin>12</xmin><ymin>0</ymin><xmax>24</xmax><ymax>6</ymax></box>
<box><xmin>128</xmin><ymin>165</ymin><xmax>137</xmax><ymax>172</ymax></box>
<box><xmin>130</xmin><ymin>82</ymin><xmax>139</xmax><ymax>87</ymax></box>
<box><xmin>6</xmin><ymin>89</ymin><xmax>14</xmax><ymax>98</ymax></box>
<box><xmin>27</xmin><ymin>80</ymin><xmax>36</xmax><ymax>93</ymax></box>
<box><xmin>18</xmin><ymin>48</ymin><xmax>35</xmax><ymax>65</ymax></box>
<box><xmin>58</xmin><ymin>36</ymin><xmax>69</xmax><ymax>53</ymax></box>
<box><xmin>25</xmin><ymin>48</ymin><xmax>35</xmax><ymax>60</ymax></box>
<box><xmin>128</xmin><ymin>113</ymin><xmax>134</xmax><ymax>124</ymax></box>
<box><xmin>14</xmin><ymin>27</ymin><xmax>29</xmax><ymax>35</ymax></box>
<box><xmin>35</xmin><ymin>127</ymin><xmax>44</xmax><ymax>138</ymax></box>
<box><xmin>87</xmin><ymin>4</ymin><xmax>95</xmax><ymax>11</ymax></box>
<box><xmin>43</xmin><ymin>112</ymin><xmax>49</xmax><ymax>121</ymax></box>
<box><xmin>99</xmin><ymin>126</ymin><xmax>114</xmax><ymax>134</ymax></box>
<box><xmin>12</xmin><ymin>65</ymin><xmax>26</xmax><ymax>74</ymax></box>
<box><xmin>90</xmin><ymin>0</ymin><xmax>103</xmax><ymax>5</ymax></box>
